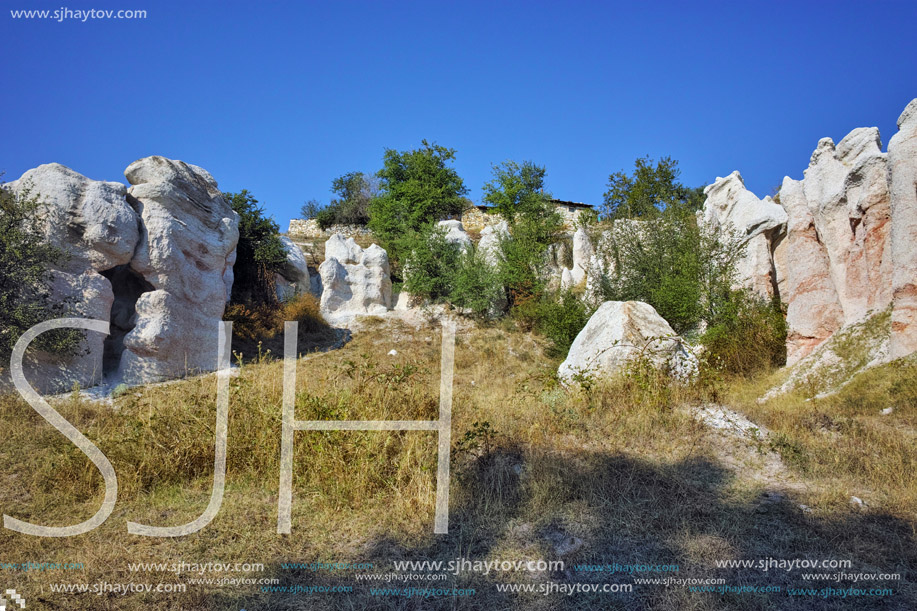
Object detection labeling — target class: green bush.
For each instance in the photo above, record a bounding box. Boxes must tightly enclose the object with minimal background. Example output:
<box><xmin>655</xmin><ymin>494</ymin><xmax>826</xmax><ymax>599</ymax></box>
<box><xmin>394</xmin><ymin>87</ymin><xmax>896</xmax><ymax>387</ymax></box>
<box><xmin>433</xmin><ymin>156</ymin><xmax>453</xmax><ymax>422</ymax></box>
<box><xmin>402</xmin><ymin>225</ymin><xmax>462</xmax><ymax>302</ymax></box>
<box><xmin>514</xmin><ymin>290</ymin><xmax>593</xmax><ymax>357</ymax></box>
<box><xmin>597</xmin><ymin>207</ymin><xmax>743</xmax><ymax>335</ymax></box>
<box><xmin>700</xmin><ymin>292</ymin><xmax>787</xmax><ymax>375</ymax></box>
<box><xmin>224</xmin><ymin>190</ymin><xmax>288</xmax><ymax>306</ymax></box>
<box><xmin>450</xmin><ymin>249</ymin><xmax>504</xmax><ymax>319</ymax></box>
<box><xmin>306</xmin><ymin>172</ymin><xmax>376</xmax><ymax>229</ymax></box>
<box><xmin>0</xmin><ymin>183</ymin><xmax>82</xmax><ymax>359</ymax></box>
<box><xmin>402</xmin><ymin>225</ymin><xmax>504</xmax><ymax>319</ymax></box>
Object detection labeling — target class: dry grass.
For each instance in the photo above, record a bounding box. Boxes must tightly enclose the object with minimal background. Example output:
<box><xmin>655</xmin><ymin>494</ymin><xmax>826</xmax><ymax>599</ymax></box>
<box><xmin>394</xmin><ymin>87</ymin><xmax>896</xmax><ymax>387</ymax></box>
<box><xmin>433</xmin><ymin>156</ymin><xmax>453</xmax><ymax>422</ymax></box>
<box><xmin>727</xmin><ymin>355</ymin><xmax>917</xmax><ymax>516</ymax></box>
<box><xmin>0</xmin><ymin>320</ymin><xmax>915</xmax><ymax>609</ymax></box>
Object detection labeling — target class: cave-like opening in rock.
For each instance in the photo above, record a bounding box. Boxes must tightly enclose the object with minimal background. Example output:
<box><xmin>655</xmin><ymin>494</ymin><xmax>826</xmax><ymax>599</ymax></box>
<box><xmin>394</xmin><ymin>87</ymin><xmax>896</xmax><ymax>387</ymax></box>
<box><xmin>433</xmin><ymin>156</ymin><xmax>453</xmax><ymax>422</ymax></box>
<box><xmin>100</xmin><ymin>264</ymin><xmax>153</xmax><ymax>379</ymax></box>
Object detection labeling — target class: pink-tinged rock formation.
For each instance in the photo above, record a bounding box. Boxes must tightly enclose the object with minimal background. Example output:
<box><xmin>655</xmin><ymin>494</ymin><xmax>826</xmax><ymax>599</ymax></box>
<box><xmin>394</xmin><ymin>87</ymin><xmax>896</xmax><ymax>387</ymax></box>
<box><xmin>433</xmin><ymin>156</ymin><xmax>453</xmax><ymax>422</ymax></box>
<box><xmin>777</xmin><ymin>102</ymin><xmax>912</xmax><ymax>365</ymax></box>
<box><xmin>778</xmin><ymin>177</ymin><xmax>844</xmax><ymax>364</ymax></box>
<box><xmin>888</xmin><ymin>99</ymin><xmax>917</xmax><ymax>360</ymax></box>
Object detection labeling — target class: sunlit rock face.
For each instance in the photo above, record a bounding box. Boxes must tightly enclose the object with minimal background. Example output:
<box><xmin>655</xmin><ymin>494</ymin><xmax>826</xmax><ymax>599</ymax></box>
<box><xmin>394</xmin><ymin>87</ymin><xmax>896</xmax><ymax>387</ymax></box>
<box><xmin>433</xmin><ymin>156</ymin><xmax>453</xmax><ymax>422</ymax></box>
<box><xmin>319</xmin><ymin>234</ymin><xmax>392</xmax><ymax>325</ymax></box>
<box><xmin>119</xmin><ymin>156</ymin><xmax>240</xmax><ymax>385</ymax></box>
<box><xmin>699</xmin><ymin>170</ymin><xmax>787</xmax><ymax>299</ymax></box>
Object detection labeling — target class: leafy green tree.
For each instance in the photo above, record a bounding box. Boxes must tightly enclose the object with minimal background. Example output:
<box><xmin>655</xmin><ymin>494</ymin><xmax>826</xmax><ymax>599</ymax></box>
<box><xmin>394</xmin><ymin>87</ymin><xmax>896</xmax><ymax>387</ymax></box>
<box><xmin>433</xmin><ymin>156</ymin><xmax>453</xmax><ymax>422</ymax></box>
<box><xmin>368</xmin><ymin>140</ymin><xmax>469</xmax><ymax>264</ymax></box>
<box><xmin>602</xmin><ymin>156</ymin><xmax>704</xmax><ymax>219</ymax></box>
<box><xmin>0</xmin><ymin>184</ymin><xmax>81</xmax><ymax>359</ymax></box>
<box><xmin>597</xmin><ymin>206</ymin><xmax>744</xmax><ymax>334</ymax></box>
<box><xmin>224</xmin><ymin>190</ymin><xmax>288</xmax><ymax>306</ymax></box>
<box><xmin>482</xmin><ymin>160</ymin><xmax>548</xmax><ymax>222</ymax></box>
<box><xmin>482</xmin><ymin>161</ymin><xmax>563</xmax><ymax>308</ymax></box>
<box><xmin>309</xmin><ymin>172</ymin><xmax>378</xmax><ymax>229</ymax></box>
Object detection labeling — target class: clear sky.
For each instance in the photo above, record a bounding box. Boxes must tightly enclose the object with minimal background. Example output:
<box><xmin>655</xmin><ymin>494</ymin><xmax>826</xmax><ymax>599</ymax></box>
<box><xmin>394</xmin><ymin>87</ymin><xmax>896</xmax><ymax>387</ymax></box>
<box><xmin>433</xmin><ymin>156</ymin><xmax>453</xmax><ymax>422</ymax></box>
<box><xmin>3</xmin><ymin>0</ymin><xmax>915</xmax><ymax>225</ymax></box>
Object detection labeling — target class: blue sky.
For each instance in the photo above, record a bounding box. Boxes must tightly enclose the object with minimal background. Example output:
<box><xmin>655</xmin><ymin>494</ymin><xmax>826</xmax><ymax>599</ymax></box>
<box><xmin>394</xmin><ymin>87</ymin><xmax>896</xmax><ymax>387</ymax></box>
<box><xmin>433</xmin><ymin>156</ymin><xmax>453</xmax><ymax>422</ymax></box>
<box><xmin>3</xmin><ymin>0</ymin><xmax>915</xmax><ymax>225</ymax></box>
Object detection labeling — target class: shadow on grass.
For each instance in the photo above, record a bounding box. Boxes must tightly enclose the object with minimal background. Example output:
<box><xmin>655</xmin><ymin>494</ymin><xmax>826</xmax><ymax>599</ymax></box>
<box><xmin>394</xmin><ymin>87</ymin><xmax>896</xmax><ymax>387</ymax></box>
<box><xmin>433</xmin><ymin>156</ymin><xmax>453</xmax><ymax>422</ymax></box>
<box><xmin>222</xmin><ymin>448</ymin><xmax>915</xmax><ymax>611</ymax></box>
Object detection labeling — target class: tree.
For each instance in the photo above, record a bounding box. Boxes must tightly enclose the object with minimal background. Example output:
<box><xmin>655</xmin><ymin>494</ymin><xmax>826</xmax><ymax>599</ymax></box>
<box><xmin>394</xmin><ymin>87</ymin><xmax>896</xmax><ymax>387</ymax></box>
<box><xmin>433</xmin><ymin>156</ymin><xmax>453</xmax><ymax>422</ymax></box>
<box><xmin>601</xmin><ymin>156</ymin><xmax>704</xmax><ymax>219</ymax></box>
<box><xmin>300</xmin><ymin>198</ymin><xmax>324</xmax><ymax>220</ymax></box>
<box><xmin>481</xmin><ymin>160</ymin><xmax>548</xmax><ymax>222</ymax></box>
<box><xmin>482</xmin><ymin>161</ymin><xmax>563</xmax><ymax>308</ymax></box>
<box><xmin>306</xmin><ymin>172</ymin><xmax>378</xmax><ymax>230</ymax></box>
<box><xmin>0</xmin><ymin>184</ymin><xmax>81</xmax><ymax>360</ymax></box>
<box><xmin>224</xmin><ymin>190</ymin><xmax>288</xmax><ymax>306</ymax></box>
<box><xmin>368</xmin><ymin>140</ymin><xmax>469</xmax><ymax>264</ymax></box>
<box><xmin>596</xmin><ymin>205</ymin><xmax>744</xmax><ymax>334</ymax></box>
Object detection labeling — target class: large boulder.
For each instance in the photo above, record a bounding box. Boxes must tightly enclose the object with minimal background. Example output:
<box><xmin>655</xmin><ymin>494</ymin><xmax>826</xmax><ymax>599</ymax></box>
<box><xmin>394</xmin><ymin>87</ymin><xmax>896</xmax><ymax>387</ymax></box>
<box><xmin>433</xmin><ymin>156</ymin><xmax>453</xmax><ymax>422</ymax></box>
<box><xmin>319</xmin><ymin>234</ymin><xmax>392</xmax><ymax>324</ymax></box>
<box><xmin>558</xmin><ymin>301</ymin><xmax>697</xmax><ymax>384</ymax></box>
<box><xmin>119</xmin><ymin>156</ymin><xmax>239</xmax><ymax>385</ymax></box>
<box><xmin>4</xmin><ymin>163</ymin><xmax>141</xmax><ymax>392</ymax></box>
<box><xmin>889</xmin><ymin>99</ymin><xmax>917</xmax><ymax>359</ymax></box>
<box><xmin>700</xmin><ymin>171</ymin><xmax>787</xmax><ymax>298</ymax></box>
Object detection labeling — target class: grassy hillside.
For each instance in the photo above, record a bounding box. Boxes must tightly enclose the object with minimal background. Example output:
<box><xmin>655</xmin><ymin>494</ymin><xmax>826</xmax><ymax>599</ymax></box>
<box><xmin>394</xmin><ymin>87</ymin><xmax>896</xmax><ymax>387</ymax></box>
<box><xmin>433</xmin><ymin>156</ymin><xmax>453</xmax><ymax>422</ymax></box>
<box><xmin>1</xmin><ymin>318</ymin><xmax>914</xmax><ymax>609</ymax></box>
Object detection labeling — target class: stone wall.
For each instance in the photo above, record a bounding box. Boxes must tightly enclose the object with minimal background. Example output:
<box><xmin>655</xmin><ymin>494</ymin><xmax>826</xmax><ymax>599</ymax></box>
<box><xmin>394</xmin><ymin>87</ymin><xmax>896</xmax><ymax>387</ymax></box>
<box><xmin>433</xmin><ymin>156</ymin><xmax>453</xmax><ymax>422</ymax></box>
<box><xmin>288</xmin><ymin>218</ymin><xmax>373</xmax><ymax>240</ymax></box>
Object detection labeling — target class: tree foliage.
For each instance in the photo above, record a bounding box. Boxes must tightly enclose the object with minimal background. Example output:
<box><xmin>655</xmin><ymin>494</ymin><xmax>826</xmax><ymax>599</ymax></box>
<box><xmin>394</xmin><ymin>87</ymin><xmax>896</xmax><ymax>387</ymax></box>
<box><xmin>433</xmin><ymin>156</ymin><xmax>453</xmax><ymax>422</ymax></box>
<box><xmin>224</xmin><ymin>190</ymin><xmax>287</xmax><ymax>306</ymax></box>
<box><xmin>0</xmin><ymin>184</ymin><xmax>81</xmax><ymax>360</ymax></box>
<box><xmin>484</xmin><ymin>161</ymin><xmax>563</xmax><ymax>308</ymax></box>
<box><xmin>368</xmin><ymin>140</ymin><xmax>469</xmax><ymax>264</ymax></box>
<box><xmin>305</xmin><ymin>171</ymin><xmax>377</xmax><ymax>229</ymax></box>
<box><xmin>597</xmin><ymin>206</ymin><xmax>743</xmax><ymax>334</ymax></box>
<box><xmin>602</xmin><ymin>156</ymin><xmax>705</xmax><ymax>219</ymax></box>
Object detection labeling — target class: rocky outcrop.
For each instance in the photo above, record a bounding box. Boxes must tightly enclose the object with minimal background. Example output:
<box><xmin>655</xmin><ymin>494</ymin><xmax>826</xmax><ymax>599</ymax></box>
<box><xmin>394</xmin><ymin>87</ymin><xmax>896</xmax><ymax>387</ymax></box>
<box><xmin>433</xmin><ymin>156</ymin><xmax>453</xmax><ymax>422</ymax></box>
<box><xmin>275</xmin><ymin>236</ymin><xmax>320</xmax><ymax>300</ymax></box>
<box><xmin>120</xmin><ymin>157</ymin><xmax>239</xmax><ymax>385</ymax></box>
<box><xmin>5</xmin><ymin>163</ymin><xmax>141</xmax><ymax>391</ymax></box>
<box><xmin>561</xmin><ymin>227</ymin><xmax>595</xmax><ymax>290</ymax></box>
<box><xmin>700</xmin><ymin>171</ymin><xmax>787</xmax><ymax>298</ymax></box>
<box><xmin>437</xmin><ymin>219</ymin><xmax>472</xmax><ymax>250</ymax></box>
<box><xmin>889</xmin><ymin>99</ymin><xmax>917</xmax><ymax>359</ymax></box>
<box><xmin>558</xmin><ymin>301</ymin><xmax>697</xmax><ymax>384</ymax></box>
<box><xmin>777</xmin><ymin>124</ymin><xmax>895</xmax><ymax>364</ymax></box>
<box><xmin>319</xmin><ymin>234</ymin><xmax>392</xmax><ymax>324</ymax></box>
<box><xmin>4</xmin><ymin>157</ymin><xmax>239</xmax><ymax>391</ymax></box>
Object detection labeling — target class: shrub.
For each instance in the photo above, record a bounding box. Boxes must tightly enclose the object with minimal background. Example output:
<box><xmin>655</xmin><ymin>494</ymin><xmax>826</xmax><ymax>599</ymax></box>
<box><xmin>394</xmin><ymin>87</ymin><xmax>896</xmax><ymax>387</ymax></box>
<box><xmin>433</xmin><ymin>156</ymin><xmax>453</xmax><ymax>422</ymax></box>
<box><xmin>449</xmin><ymin>248</ymin><xmax>504</xmax><ymax>319</ymax></box>
<box><xmin>223</xmin><ymin>293</ymin><xmax>330</xmax><ymax>354</ymax></box>
<box><xmin>308</xmin><ymin>172</ymin><xmax>377</xmax><ymax>229</ymax></box>
<box><xmin>700</xmin><ymin>292</ymin><xmax>787</xmax><ymax>375</ymax></box>
<box><xmin>224</xmin><ymin>190</ymin><xmax>287</xmax><ymax>306</ymax></box>
<box><xmin>0</xmin><ymin>183</ymin><xmax>82</xmax><ymax>360</ymax></box>
<box><xmin>514</xmin><ymin>290</ymin><xmax>593</xmax><ymax>357</ymax></box>
<box><xmin>597</xmin><ymin>207</ymin><xmax>743</xmax><ymax>335</ymax></box>
<box><xmin>402</xmin><ymin>225</ymin><xmax>462</xmax><ymax>302</ymax></box>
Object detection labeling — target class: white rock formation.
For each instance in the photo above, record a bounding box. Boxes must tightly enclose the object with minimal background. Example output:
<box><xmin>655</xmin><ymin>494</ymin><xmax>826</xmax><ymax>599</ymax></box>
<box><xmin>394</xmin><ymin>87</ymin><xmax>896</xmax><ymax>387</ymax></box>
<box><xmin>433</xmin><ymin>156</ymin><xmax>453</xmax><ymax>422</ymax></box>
<box><xmin>437</xmin><ymin>219</ymin><xmax>472</xmax><ymax>250</ymax></box>
<box><xmin>561</xmin><ymin>227</ymin><xmax>595</xmax><ymax>289</ymax></box>
<box><xmin>558</xmin><ymin>301</ymin><xmax>697</xmax><ymax>384</ymax></box>
<box><xmin>700</xmin><ymin>171</ymin><xmax>788</xmax><ymax>298</ymax></box>
<box><xmin>478</xmin><ymin>220</ymin><xmax>508</xmax><ymax>266</ymax></box>
<box><xmin>319</xmin><ymin>234</ymin><xmax>392</xmax><ymax>324</ymax></box>
<box><xmin>889</xmin><ymin>99</ymin><xmax>917</xmax><ymax>359</ymax></box>
<box><xmin>275</xmin><ymin>235</ymin><xmax>312</xmax><ymax>301</ymax></box>
<box><xmin>5</xmin><ymin>163</ymin><xmax>141</xmax><ymax>391</ymax></box>
<box><xmin>120</xmin><ymin>156</ymin><xmax>240</xmax><ymax>385</ymax></box>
